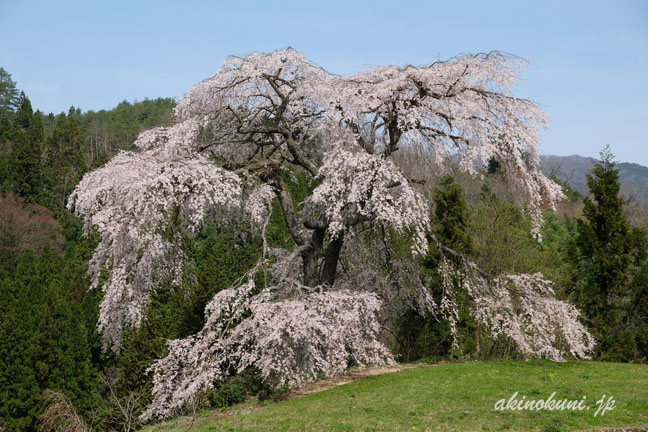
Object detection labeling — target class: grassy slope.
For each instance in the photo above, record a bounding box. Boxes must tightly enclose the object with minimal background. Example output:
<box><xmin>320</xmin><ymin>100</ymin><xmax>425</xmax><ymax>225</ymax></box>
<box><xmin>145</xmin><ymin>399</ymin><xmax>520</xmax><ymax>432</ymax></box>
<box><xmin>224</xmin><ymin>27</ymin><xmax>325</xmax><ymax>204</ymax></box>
<box><xmin>144</xmin><ymin>360</ymin><xmax>648</xmax><ymax>432</ymax></box>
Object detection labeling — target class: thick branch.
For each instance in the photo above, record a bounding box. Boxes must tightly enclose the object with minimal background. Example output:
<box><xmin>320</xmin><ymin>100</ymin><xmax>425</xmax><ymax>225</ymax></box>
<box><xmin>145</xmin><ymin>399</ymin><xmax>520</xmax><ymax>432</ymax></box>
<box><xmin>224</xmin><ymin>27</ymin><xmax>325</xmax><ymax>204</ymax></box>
<box><xmin>285</xmin><ymin>136</ymin><xmax>319</xmax><ymax>177</ymax></box>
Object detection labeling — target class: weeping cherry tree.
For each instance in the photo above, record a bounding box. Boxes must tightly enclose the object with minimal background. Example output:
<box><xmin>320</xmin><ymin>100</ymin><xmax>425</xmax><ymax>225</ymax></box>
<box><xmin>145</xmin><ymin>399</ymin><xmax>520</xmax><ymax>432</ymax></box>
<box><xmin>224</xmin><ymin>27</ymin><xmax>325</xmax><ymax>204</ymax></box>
<box><xmin>68</xmin><ymin>48</ymin><xmax>594</xmax><ymax>419</ymax></box>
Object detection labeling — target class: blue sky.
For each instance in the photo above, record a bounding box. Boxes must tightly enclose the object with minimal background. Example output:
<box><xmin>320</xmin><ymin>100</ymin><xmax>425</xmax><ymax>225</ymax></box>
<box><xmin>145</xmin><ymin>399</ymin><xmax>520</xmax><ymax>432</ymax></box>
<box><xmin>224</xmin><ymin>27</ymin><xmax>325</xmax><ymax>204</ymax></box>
<box><xmin>1</xmin><ymin>0</ymin><xmax>647</xmax><ymax>164</ymax></box>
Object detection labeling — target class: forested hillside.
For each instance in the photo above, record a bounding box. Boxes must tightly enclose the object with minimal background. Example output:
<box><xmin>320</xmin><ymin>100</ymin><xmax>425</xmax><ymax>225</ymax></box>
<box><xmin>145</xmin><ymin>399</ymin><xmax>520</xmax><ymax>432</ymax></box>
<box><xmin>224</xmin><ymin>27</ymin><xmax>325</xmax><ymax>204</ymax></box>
<box><xmin>542</xmin><ymin>154</ymin><xmax>648</xmax><ymax>201</ymax></box>
<box><xmin>0</xmin><ymin>67</ymin><xmax>176</xmax><ymax>431</ymax></box>
<box><xmin>1</xmin><ymin>57</ymin><xmax>647</xmax><ymax>432</ymax></box>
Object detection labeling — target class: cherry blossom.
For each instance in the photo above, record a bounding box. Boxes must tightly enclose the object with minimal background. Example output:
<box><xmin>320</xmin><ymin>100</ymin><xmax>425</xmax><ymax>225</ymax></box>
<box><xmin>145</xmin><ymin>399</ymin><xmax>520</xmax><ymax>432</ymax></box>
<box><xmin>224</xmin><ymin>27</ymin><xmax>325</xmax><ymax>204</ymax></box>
<box><xmin>68</xmin><ymin>49</ymin><xmax>592</xmax><ymax>419</ymax></box>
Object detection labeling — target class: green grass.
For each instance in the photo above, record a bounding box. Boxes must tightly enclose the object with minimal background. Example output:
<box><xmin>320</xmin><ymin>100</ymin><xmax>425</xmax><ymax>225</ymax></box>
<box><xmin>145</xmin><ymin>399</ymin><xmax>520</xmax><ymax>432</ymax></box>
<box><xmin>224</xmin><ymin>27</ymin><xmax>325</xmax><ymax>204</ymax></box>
<box><xmin>143</xmin><ymin>360</ymin><xmax>648</xmax><ymax>432</ymax></box>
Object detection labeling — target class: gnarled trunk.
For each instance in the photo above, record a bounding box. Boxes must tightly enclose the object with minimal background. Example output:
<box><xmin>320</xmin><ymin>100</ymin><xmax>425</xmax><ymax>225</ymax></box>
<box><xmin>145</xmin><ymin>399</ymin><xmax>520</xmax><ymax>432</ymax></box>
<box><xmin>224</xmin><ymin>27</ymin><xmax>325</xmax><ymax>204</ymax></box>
<box><xmin>300</xmin><ymin>229</ymin><xmax>344</xmax><ymax>287</ymax></box>
<box><xmin>301</xmin><ymin>228</ymin><xmax>325</xmax><ymax>287</ymax></box>
<box><xmin>321</xmin><ymin>233</ymin><xmax>344</xmax><ymax>286</ymax></box>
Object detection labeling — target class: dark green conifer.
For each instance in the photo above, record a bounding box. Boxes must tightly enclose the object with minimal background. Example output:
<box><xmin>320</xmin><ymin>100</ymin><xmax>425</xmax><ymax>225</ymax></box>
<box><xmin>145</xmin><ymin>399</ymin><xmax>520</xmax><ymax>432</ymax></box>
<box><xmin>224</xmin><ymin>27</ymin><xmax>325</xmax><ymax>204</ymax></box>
<box><xmin>398</xmin><ymin>175</ymin><xmax>476</xmax><ymax>360</ymax></box>
<box><xmin>0</xmin><ymin>68</ymin><xmax>20</xmax><ymax>119</ymax></box>
<box><xmin>569</xmin><ymin>145</ymin><xmax>645</xmax><ymax>360</ymax></box>
<box><xmin>10</xmin><ymin>94</ymin><xmax>42</xmax><ymax>199</ymax></box>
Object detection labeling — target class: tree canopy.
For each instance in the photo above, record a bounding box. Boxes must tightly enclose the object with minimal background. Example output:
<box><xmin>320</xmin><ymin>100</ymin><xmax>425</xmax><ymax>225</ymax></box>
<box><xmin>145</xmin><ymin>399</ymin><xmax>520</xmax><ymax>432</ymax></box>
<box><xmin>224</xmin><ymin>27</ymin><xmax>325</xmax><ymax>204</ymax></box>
<box><xmin>0</xmin><ymin>68</ymin><xmax>20</xmax><ymax>119</ymax></box>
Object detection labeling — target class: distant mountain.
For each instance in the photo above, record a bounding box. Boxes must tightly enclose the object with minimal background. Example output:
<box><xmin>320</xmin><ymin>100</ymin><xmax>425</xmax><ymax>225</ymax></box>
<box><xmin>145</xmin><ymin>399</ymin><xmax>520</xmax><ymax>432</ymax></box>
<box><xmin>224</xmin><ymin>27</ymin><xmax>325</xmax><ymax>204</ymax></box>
<box><xmin>540</xmin><ymin>155</ymin><xmax>648</xmax><ymax>200</ymax></box>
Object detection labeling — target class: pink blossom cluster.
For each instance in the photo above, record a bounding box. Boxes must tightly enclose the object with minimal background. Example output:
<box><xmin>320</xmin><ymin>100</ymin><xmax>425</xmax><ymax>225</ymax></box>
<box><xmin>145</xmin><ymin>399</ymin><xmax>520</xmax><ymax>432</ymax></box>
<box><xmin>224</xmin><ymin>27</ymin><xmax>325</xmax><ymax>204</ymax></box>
<box><xmin>437</xmin><ymin>258</ymin><xmax>595</xmax><ymax>360</ymax></box>
<box><xmin>142</xmin><ymin>279</ymin><xmax>392</xmax><ymax>420</ymax></box>
<box><xmin>68</xmin><ymin>122</ymin><xmax>244</xmax><ymax>349</ymax></box>
<box><xmin>307</xmin><ymin>145</ymin><xmax>429</xmax><ymax>253</ymax></box>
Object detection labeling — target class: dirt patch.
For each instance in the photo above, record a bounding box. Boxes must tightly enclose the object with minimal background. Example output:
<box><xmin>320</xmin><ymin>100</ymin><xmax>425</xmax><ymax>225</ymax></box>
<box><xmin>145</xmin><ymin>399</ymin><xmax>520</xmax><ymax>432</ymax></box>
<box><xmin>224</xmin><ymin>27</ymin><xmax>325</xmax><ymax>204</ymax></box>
<box><xmin>288</xmin><ymin>363</ymin><xmax>428</xmax><ymax>398</ymax></box>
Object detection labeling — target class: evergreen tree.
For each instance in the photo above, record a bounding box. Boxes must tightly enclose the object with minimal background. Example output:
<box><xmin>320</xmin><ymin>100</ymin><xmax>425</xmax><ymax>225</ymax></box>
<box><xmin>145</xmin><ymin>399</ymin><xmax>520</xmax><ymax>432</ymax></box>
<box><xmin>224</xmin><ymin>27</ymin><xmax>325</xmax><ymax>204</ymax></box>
<box><xmin>0</xmin><ymin>94</ymin><xmax>184</xmax><ymax>430</ymax></box>
<box><xmin>109</xmin><ymin>224</ymin><xmax>264</xmax><ymax>408</ymax></box>
<box><xmin>10</xmin><ymin>94</ymin><xmax>42</xmax><ymax>199</ymax></box>
<box><xmin>397</xmin><ymin>175</ymin><xmax>476</xmax><ymax>360</ymax></box>
<box><xmin>486</xmin><ymin>156</ymin><xmax>503</xmax><ymax>174</ymax></box>
<box><xmin>631</xmin><ymin>260</ymin><xmax>648</xmax><ymax>360</ymax></box>
<box><xmin>569</xmin><ymin>145</ymin><xmax>645</xmax><ymax>360</ymax></box>
<box><xmin>0</xmin><ymin>115</ymin><xmax>12</xmax><ymax>189</ymax></box>
<box><xmin>0</xmin><ymin>223</ymin><xmax>102</xmax><ymax>431</ymax></box>
<box><xmin>14</xmin><ymin>92</ymin><xmax>32</xmax><ymax>130</ymax></box>
<box><xmin>0</xmin><ymin>250</ymin><xmax>45</xmax><ymax>431</ymax></box>
<box><xmin>0</xmin><ymin>67</ymin><xmax>20</xmax><ymax>119</ymax></box>
<box><xmin>431</xmin><ymin>174</ymin><xmax>473</xmax><ymax>255</ymax></box>
<box><xmin>0</xmin><ymin>245</ymin><xmax>102</xmax><ymax>431</ymax></box>
<box><xmin>42</xmin><ymin>111</ymin><xmax>87</xmax><ymax>210</ymax></box>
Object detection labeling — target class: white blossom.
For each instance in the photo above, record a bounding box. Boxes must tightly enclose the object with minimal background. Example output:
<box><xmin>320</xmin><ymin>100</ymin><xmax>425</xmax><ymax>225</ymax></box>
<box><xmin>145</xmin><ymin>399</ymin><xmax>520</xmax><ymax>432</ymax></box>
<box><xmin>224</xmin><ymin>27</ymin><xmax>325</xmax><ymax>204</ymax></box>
<box><xmin>68</xmin><ymin>123</ymin><xmax>244</xmax><ymax>349</ymax></box>
<box><xmin>306</xmin><ymin>145</ymin><xmax>429</xmax><ymax>253</ymax></box>
<box><xmin>142</xmin><ymin>278</ymin><xmax>392</xmax><ymax>420</ymax></box>
<box><xmin>437</xmin><ymin>255</ymin><xmax>594</xmax><ymax>361</ymax></box>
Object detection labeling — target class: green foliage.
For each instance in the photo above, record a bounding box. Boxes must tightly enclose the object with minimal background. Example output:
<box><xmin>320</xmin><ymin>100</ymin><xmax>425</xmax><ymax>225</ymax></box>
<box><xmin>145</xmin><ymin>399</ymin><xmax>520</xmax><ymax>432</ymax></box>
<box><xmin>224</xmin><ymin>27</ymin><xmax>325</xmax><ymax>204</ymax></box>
<box><xmin>0</xmin><ymin>239</ymin><xmax>102</xmax><ymax>431</ymax></box>
<box><xmin>396</xmin><ymin>173</ymin><xmax>582</xmax><ymax>362</ymax></box>
<box><xmin>486</xmin><ymin>156</ymin><xmax>503</xmax><ymax>174</ymax></box>
<box><xmin>574</xmin><ymin>147</ymin><xmax>632</xmax><ymax>309</ymax></box>
<box><xmin>431</xmin><ymin>174</ymin><xmax>473</xmax><ymax>254</ymax></box>
<box><xmin>179</xmin><ymin>226</ymin><xmax>264</xmax><ymax>336</ymax></box>
<box><xmin>632</xmin><ymin>261</ymin><xmax>648</xmax><ymax>359</ymax></box>
<box><xmin>208</xmin><ymin>373</ymin><xmax>264</xmax><ymax>409</ymax></box>
<box><xmin>0</xmin><ymin>67</ymin><xmax>20</xmax><ymax>119</ymax></box>
<box><xmin>470</xmin><ymin>184</ymin><xmax>572</xmax><ymax>286</ymax></box>
<box><xmin>0</xmin><ymin>92</ymin><xmax>175</xmax><ymax>213</ymax></box>
<box><xmin>568</xmin><ymin>146</ymin><xmax>648</xmax><ymax>361</ymax></box>
<box><xmin>107</xmin><ymin>224</ymin><xmax>264</xmax><ymax>413</ymax></box>
<box><xmin>41</xmin><ymin>111</ymin><xmax>87</xmax><ymax>210</ymax></box>
<box><xmin>0</xmin><ymin>93</ymin><xmax>181</xmax><ymax>430</ymax></box>
<box><xmin>78</xmin><ymin>98</ymin><xmax>176</xmax><ymax>167</ymax></box>
<box><xmin>265</xmin><ymin>169</ymin><xmax>314</xmax><ymax>250</ymax></box>
<box><xmin>551</xmin><ymin>175</ymin><xmax>583</xmax><ymax>204</ymax></box>
<box><xmin>397</xmin><ymin>175</ymin><xmax>480</xmax><ymax>361</ymax></box>
<box><xmin>10</xmin><ymin>94</ymin><xmax>43</xmax><ymax>200</ymax></box>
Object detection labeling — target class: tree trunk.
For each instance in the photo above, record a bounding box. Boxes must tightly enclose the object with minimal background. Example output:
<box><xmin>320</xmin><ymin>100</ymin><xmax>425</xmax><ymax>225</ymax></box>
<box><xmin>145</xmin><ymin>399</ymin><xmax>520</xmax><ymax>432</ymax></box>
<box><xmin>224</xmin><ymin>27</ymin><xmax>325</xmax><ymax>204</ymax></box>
<box><xmin>301</xmin><ymin>227</ymin><xmax>325</xmax><ymax>287</ymax></box>
<box><xmin>271</xmin><ymin>177</ymin><xmax>344</xmax><ymax>288</ymax></box>
<box><xmin>321</xmin><ymin>233</ymin><xmax>344</xmax><ymax>286</ymax></box>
